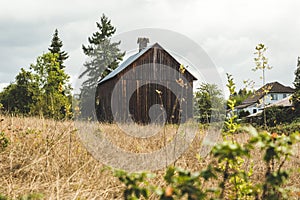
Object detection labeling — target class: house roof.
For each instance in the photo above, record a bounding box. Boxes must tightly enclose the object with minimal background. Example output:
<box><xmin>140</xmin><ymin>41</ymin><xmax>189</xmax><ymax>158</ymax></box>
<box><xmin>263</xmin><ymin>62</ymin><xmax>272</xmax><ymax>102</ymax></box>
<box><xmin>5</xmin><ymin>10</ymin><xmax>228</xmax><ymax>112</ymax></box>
<box><xmin>241</xmin><ymin>82</ymin><xmax>294</xmax><ymax>105</ymax></box>
<box><xmin>235</xmin><ymin>103</ymin><xmax>254</xmax><ymax>109</ymax></box>
<box><xmin>98</xmin><ymin>43</ymin><xmax>197</xmax><ymax>84</ymax></box>
<box><xmin>246</xmin><ymin>96</ymin><xmax>293</xmax><ymax>118</ymax></box>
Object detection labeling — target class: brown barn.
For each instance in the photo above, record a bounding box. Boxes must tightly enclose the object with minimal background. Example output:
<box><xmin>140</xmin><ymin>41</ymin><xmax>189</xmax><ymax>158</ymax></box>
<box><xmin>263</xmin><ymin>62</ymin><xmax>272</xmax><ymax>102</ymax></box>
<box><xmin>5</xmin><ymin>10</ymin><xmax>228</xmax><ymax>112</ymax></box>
<box><xmin>95</xmin><ymin>38</ymin><xmax>197</xmax><ymax>124</ymax></box>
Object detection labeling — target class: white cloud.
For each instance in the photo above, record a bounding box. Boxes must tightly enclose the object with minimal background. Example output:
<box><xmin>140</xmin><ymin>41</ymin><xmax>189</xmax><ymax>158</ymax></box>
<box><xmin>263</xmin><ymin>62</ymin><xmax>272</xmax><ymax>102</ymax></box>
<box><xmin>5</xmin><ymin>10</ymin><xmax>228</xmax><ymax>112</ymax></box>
<box><xmin>0</xmin><ymin>0</ymin><xmax>299</xmax><ymax>95</ymax></box>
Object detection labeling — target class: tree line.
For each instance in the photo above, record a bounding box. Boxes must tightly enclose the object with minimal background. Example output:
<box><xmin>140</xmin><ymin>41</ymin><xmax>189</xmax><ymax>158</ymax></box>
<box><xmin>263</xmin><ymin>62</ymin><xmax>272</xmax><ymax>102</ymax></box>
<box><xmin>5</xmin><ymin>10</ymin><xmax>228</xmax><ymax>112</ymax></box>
<box><xmin>0</xmin><ymin>14</ymin><xmax>124</xmax><ymax>120</ymax></box>
<box><xmin>0</xmin><ymin>14</ymin><xmax>300</xmax><ymax>123</ymax></box>
<box><xmin>0</xmin><ymin>29</ymin><xmax>71</xmax><ymax>119</ymax></box>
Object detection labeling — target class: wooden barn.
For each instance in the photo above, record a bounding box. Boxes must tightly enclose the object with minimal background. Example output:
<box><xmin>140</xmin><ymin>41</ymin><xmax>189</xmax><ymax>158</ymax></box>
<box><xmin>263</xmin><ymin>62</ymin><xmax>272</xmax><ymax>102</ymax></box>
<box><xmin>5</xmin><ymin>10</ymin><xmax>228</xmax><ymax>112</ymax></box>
<box><xmin>95</xmin><ymin>38</ymin><xmax>197</xmax><ymax>124</ymax></box>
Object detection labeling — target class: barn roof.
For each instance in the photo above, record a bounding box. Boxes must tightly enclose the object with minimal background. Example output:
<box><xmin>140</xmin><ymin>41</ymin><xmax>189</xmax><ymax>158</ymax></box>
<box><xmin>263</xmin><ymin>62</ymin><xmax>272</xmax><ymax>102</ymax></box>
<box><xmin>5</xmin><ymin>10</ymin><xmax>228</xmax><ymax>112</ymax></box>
<box><xmin>98</xmin><ymin>43</ymin><xmax>197</xmax><ymax>84</ymax></box>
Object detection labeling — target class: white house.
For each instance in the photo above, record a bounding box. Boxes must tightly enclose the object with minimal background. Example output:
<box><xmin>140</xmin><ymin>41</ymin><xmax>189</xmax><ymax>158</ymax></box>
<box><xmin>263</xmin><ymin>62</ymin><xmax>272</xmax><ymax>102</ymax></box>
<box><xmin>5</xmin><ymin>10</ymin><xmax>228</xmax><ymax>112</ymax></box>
<box><xmin>236</xmin><ymin>82</ymin><xmax>294</xmax><ymax>116</ymax></box>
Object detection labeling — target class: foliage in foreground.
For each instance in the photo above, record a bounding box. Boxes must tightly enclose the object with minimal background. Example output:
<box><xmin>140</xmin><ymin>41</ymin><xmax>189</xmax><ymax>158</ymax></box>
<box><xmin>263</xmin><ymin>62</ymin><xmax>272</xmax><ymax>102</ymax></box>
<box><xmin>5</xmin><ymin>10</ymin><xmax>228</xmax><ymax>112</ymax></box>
<box><xmin>115</xmin><ymin>130</ymin><xmax>300</xmax><ymax>200</ymax></box>
<box><xmin>115</xmin><ymin>73</ymin><xmax>300</xmax><ymax>200</ymax></box>
<box><xmin>0</xmin><ymin>131</ymin><xmax>9</xmax><ymax>152</ymax></box>
<box><xmin>0</xmin><ymin>193</ymin><xmax>44</xmax><ymax>200</ymax></box>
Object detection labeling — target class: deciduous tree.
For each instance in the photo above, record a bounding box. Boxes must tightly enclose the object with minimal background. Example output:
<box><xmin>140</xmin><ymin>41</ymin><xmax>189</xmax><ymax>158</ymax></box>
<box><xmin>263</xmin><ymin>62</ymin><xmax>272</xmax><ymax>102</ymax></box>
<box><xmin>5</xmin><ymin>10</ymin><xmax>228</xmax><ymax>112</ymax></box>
<box><xmin>30</xmin><ymin>53</ymin><xmax>72</xmax><ymax>119</ymax></box>
<box><xmin>0</xmin><ymin>68</ymin><xmax>38</xmax><ymax>114</ymax></box>
<box><xmin>194</xmin><ymin>83</ymin><xmax>225</xmax><ymax>123</ymax></box>
<box><xmin>253</xmin><ymin>43</ymin><xmax>272</xmax><ymax>128</ymax></box>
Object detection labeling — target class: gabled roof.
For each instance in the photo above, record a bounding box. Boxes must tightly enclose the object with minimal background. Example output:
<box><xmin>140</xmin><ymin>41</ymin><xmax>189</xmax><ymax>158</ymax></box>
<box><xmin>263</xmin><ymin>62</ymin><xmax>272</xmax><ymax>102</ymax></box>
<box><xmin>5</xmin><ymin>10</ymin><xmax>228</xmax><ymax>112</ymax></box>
<box><xmin>241</xmin><ymin>82</ymin><xmax>294</xmax><ymax>105</ymax></box>
<box><xmin>235</xmin><ymin>103</ymin><xmax>253</xmax><ymax>109</ymax></box>
<box><xmin>98</xmin><ymin>43</ymin><xmax>197</xmax><ymax>84</ymax></box>
<box><xmin>98</xmin><ymin>44</ymin><xmax>155</xmax><ymax>84</ymax></box>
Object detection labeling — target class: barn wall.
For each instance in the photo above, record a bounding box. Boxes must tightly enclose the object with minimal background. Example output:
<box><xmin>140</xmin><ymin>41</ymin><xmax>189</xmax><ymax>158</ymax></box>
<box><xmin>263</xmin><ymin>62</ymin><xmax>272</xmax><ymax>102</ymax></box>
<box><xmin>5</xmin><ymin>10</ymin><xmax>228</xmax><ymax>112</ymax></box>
<box><xmin>96</xmin><ymin>45</ymin><xmax>195</xmax><ymax>124</ymax></box>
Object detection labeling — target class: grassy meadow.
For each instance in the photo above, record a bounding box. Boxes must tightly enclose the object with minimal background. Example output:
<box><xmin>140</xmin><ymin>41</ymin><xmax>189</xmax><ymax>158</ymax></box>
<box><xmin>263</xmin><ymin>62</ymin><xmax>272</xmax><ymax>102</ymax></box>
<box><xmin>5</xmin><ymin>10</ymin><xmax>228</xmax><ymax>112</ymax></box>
<box><xmin>0</xmin><ymin>115</ymin><xmax>300</xmax><ymax>199</ymax></box>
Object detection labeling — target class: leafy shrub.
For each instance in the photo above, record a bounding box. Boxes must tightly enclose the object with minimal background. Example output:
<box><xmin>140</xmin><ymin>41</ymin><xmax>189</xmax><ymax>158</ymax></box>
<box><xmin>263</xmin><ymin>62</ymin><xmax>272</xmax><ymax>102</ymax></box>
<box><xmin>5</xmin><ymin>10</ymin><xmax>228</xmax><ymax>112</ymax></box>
<box><xmin>0</xmin><ymin>131</ymin><xmax>9</xmax><ymax>151</ymax></box>
<box><xmin>18</xmin><ymin>193</ymin><xmax>44</xmax><ymax>200</ymax></box>
<box><xmin>248</xmin><ymin>106</ymin><xmax>299</xmax><ymax>127</ymax></box>
<box><xmin>0</xmin><ymin>193</ymin><xmax>44</xmax><ymax>200</ymax></box>
<box><xmin>114</xmin><ymin>170</ymin><xmax>155</xmax><ymax>200</ymax></box>
<box><xmin>268</xmin><ymin>121</ymin><xmax>300</xmax><ymax>135</ymax></box>
<box><xmin>249</xmin><ymin>129</ymin><xmax>300</xmax><ymax>199</ymax></box>
<box><xmin>238</xmin><ymin>109</ymin><xmax>250</xmax><ymax>119</ymax></box>
<box><xmin>115</xmin><ymin>73</ymin><xmax>300</xmax><ymax>200</ymax></box>
<box><xmin>115</xmin><ymin>124</ymin><xmax>299</xmax><ymax>200</ymax></box>
<box><xmin>0</xmin><ymin>194</ymin><xmax>8</xmax><ymax>200</ymax></box>
<box><xmin>265</xmin><ymin>106</ymin><xmax>288</xmax><ymax>126</ymax></box>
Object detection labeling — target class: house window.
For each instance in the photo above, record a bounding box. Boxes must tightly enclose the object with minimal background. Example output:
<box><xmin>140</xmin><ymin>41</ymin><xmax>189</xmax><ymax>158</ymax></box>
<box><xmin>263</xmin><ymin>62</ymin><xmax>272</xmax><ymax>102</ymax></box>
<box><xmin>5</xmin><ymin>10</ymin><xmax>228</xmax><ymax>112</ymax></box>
<box><xmin>271</xmin><ymin>94</ymin><xmax>278</xmax><ymax>100</ymax></box>
<box><xmin>283</xmin><ymin>94</ymin><xmax>287</xmax><ymax>98</ymax></box>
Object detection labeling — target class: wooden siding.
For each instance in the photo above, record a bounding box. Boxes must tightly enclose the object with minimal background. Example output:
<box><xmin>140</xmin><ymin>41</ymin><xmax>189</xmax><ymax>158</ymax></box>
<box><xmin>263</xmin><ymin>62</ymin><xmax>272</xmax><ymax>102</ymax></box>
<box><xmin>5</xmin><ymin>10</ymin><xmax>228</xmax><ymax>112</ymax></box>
<box><xmin>96</xmin><ymin>44</ymin><xmax>194</xmax><ymax>124</ymax></box>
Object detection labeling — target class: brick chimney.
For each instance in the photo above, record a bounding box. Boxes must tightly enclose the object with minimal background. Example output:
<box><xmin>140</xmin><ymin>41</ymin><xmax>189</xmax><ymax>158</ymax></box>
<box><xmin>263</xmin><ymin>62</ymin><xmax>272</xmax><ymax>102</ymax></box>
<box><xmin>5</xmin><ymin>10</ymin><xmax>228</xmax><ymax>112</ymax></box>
<box><xmin>137</xmin><ymin>37</ymin><xmax>149</xmax><ymax>52</ymax></box>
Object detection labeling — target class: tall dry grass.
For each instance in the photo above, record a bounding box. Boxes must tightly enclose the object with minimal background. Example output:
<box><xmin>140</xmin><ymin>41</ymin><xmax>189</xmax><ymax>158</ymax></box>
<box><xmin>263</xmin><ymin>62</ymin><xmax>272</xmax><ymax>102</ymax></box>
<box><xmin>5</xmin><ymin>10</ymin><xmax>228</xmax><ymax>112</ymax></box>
<box><xmin>0</xmin><ymin>115</ymin><xmax>299</xmax><ymax>199</ymax></box>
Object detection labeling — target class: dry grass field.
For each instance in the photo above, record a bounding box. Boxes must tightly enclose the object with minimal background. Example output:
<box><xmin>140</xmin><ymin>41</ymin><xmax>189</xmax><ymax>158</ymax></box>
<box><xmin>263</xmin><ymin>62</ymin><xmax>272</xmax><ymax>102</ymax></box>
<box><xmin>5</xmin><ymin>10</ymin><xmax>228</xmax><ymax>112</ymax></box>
<box><xmin>0</xmin><ymin>115</ymin><xmax>300</xmax><ymax>199</ymax></box>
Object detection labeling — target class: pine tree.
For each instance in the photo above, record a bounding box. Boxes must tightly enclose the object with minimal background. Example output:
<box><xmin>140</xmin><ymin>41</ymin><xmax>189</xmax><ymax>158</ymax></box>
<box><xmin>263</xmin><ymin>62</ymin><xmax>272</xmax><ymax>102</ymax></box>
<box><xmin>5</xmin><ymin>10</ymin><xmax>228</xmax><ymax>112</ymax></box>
<box><xmin>79</xmin><ymin>14</ymin><xmax>124</xmax><ymax>119</ymax></box>
<box><xmin>293</xmin><ymin>57</ymin><xmax>300</xmax><ymax>89</ymax></box>
<box><xmin>82</xmin><ymin>14</ymin><xmax>117</xmax><ymax>55</ymax></box>
<box><xmin>80</xmin><ymin>14</ymin><xmax>124</xmax><ymax>83</ymax></box>
<box><xmin>48</xmin><ymin>29</ymin><xmax>69</xmax><ymax>69</ymax></box>
<box><xmin>292</xmin><ymin>56</ymin><xmax>300</xmax><ymax>107</ymax></box>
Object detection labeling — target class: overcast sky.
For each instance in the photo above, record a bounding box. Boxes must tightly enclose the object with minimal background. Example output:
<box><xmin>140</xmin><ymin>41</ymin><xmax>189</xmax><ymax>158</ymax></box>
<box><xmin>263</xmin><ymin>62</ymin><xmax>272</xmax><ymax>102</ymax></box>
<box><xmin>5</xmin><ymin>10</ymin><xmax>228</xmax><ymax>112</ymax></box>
<box><xmin>1</xmin><ymin>0</ymin><xmax>300</xmax><ymax>93</ymax></box>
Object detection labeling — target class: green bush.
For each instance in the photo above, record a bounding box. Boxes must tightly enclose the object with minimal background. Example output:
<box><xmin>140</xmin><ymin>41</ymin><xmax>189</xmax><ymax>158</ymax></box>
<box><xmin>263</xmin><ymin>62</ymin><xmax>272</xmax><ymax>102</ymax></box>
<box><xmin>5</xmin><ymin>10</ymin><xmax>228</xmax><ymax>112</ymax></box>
<box><xmin>115</xmin><ymin>73</ymin><xmax>300</xmax><ymax>200</ymax></box>
<box><xmin>265</xmin><ymin>106</ymin><xmax>288</xmax><ymax>126</ymax></box>
<box><xmin>115</xmin><ymin>129</ymin><xmax>299</xmax><ymax>199</ymax></box>
<box><xmin>0</xmin><ymin>194</ymin><xmax>8</xmax><ymax>200</ymax></box>
<box><xmin>0</xmin><ymin>131</ymin><xmax>9</xmax><ymax>151</ymax></box>
<box><xmin>18</xmin><ymin>193</ymin><xmax>44</xmax><ymax>200</ymax></box>
<box><xmin>0</xmin><ymin>193</ymin><xmax>44</xmax><ymax>200</ymax></box>
<box><xmin>268</xmin><ymin>121</ymin><xmax>300</xmax><ymax>135</ymax></box>
<box><xmin>248</xmin><ymin>106</ymin><xmax>299</xmax><ymax>127</ymax></box>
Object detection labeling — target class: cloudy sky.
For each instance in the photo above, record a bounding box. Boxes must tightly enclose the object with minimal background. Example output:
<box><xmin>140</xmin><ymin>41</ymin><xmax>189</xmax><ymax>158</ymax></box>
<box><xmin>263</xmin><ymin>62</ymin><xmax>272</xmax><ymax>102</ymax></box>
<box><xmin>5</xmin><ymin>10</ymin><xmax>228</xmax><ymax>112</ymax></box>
<box><xmin>1</xmin><ymin>0</ymin><xmax>300</xmax><ymax>93</ymax></box>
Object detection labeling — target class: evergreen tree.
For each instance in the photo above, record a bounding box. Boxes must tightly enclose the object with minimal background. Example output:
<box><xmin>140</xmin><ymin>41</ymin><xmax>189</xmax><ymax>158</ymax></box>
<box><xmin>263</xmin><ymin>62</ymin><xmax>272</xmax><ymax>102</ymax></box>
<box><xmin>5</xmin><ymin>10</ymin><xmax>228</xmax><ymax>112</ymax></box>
<box><xmin>82</xmin><ymin>14</ymin><xmax>117</xmax><ymax>55</ymax></box>
<box><xmin>80</xmin><ymin>14</ymin><xmax>124</xmax><ymax>83</ymax></box>
<box><xmin>292</xmin><ymin>56</ymin><xmax>300</xmax><ymax>107</ymax></box>
<box><xmin>48</xmin><ymin>29</ymin><xmax>69</xmax><ymax>69</ymax></box>
<box><xmin>79</xmin><ymin>14</ymin><xmax>124</xmax><ymax>119</ymax></box>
